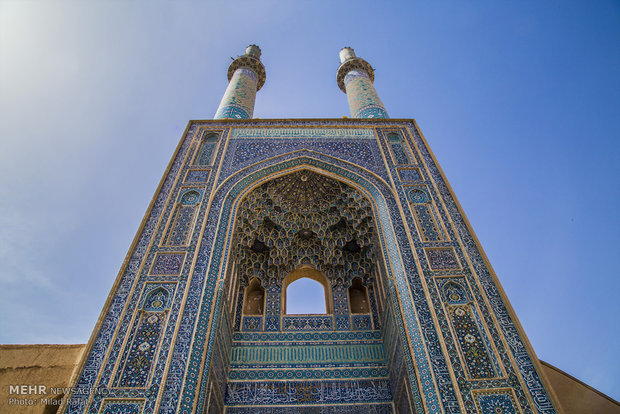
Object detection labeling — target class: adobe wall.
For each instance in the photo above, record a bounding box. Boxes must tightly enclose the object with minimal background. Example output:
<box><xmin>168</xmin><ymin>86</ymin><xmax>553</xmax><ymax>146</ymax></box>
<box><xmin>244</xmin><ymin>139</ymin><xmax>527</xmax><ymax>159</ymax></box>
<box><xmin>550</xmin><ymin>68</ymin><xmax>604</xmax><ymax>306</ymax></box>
<box><xmin>540</xmin><ymin>360</ymin><xmax>620</xmax><ymax>414</ymax></box>
<box><xmin>0</xmin><ymin>344</ymin><xmax>85</xmax><ymax>414</ymax></box>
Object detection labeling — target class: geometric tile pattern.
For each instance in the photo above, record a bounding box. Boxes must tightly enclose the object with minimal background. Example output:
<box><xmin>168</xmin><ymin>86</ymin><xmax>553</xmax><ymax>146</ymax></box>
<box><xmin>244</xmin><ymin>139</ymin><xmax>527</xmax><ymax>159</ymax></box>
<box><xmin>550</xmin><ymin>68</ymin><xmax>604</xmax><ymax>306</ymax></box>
<box><xmin>164</xmin><ymin>205</ymin><xmax>197</xmax><ymax>246</ymax></box>
<box><xmin>397</xmin><ymin>168</ymin><xmax>422</xmax><ymax>181</ymax></box>
<box><xmin>390</xmin><ymin>142</ymin><xmax>410</xmax><ymax>165</ymax></box>
<box><xmin>447</xmin><ymin>305</ymin><xmax>497</xmax><ymax>379</ymax></box>
<box><xmin>232</xmin><ymin>330</ymin><xmax>382</xmax><ymax>343</ymax></box>
<box><xmin>472</xmin><ymin>388</ymin><xmax>522</xmax><ymax>414</ymax></box>
<box><xmin>185</xmin><ymin>169</ymin><xmax>210</xmax><ymax>183</ymax></box>
<box><xmin>241</xmin><ymin>316</ymin><xmax>262</xmax><ymax>332</ymax></box>
<box><xmin>411</xmin><ymin>203</ymin><xmax>443</xmax><ymax>241</ymax></box>
<box><xmin>149</xmin><ymin>252</ymin><xmax>185</xmax><ymax>275</ymax></box>
<box><xmin>351</xmin><ymin>314</ymin><xmax>373</xmax><ymax>330</ymax></box>
<box><xmin>387</xmin><ymin>133</ymin><xmax>410</xmax><ymax>165</ymax></box>
<box><xmin>229</xmin><ymin>141</ymin><xmax>379</xmax><ymax>176</ymax></box>
<box><xmin>116</xmin><ymin>312</ymin><xmax>165</xmax><ymax>387</ymax></box>
<box><xmin>228</xmin><ymin>367</ymin><xmax>390</xmax><ymax>381</ymax></box>
<box><xmin>230</xmin><ymin>343</ymin><xmax>386</xmax><ymax>365</ymax></box>
<box><xmin>195</xmin><ymin>132</ymin><xmax>219</xmax><ymax>166</ymax></box>
<box><xmin>281</xmin><ymin>315</ymin><xmax>333</xmax><ymax>331</ymax></box>
<box><xmin>407</xmin><ymin>188</ymin><xmax>429</xmax><ymax>203</ymax></box>
<box><xmin>115</xmin><ymin>285</ymin><xmax>172</xmax><ymax>388</ymax></box>
<box><xmin>426</xmin><ymin>247</ymin><xmax>460</xmax><ymax>270</ymax></box>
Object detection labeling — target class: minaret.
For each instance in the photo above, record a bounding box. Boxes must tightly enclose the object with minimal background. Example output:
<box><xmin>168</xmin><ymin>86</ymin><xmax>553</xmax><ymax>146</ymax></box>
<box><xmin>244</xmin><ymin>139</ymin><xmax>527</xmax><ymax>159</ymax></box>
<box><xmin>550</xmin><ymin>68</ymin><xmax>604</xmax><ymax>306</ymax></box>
<box><xmin>336</xmin><ymin>47</ymin><xmax>389</xmax><ymax>118</ymax></box>
<box><xmin>214</xmin><ymin>45</ymin><xmax>266</xmax><ymax>119</ymax></box>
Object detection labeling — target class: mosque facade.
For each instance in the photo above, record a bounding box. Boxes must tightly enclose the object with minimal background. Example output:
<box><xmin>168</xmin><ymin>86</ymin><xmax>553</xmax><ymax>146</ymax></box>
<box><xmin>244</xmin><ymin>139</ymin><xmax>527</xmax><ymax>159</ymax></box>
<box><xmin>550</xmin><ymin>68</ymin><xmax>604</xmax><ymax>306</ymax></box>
<box><xmin>59</xmin><ymin>45</ymin><xmax>563</xmax><ymax>414</ymax></box>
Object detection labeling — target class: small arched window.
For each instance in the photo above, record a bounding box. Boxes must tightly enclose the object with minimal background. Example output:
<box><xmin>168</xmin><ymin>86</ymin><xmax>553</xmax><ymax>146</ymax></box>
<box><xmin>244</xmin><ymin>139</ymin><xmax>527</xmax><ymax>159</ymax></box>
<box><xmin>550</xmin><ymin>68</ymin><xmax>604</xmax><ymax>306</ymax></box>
<box><xmin>348</xmin><ymin>277</ymin><xmax>370</xmax><ymax>314</ymax></box>
<box><xmin>283</xmin><ymin>266</ymin><xmax>332</xmax><ymax>315</ymax></box>
<box><xmin>243</xmin><ymin>277</ymin><xmax>265</xmax><ymax>315</ymax></box>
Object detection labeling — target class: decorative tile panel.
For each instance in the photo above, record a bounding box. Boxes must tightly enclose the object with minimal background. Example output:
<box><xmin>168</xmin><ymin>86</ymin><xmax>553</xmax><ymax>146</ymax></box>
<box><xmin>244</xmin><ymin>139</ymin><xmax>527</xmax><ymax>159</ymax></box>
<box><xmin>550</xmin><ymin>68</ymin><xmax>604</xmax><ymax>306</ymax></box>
<box><xmin>425</xmin><ymin>247</ymin><xmax>460</xmax><ymax>270</ymax></box>
<box><xmin>282</xmin><ymin>315</ymin><xmax>333</xmax><ymax>331</ymax></box>
<box><xmin>195</xmin><ymin>133</ymin><xmax>219</xmax><ymax>166</ymax></box>
<box><xmin>351</xmin><ymin>314</ymin><xmax>372</xmax><ymax>331</ymax></box>
<box><xmin>397</xmin><ymin>168</ymin><xmax>422</xmax><ymax>181</ymax></box>
<box><xmin>228</xmin><ymin>367</ymin><xmax>389</xmax><ymax>381</ymax></box>
<box><xmin>411</xmin><ymin>203</ymin><xmax>443</xmax><ymax>242</ymax></box>
<box><xmin>116</xmin><ymin>312</ymin><xmax>165</xmax><ymax>387</ymax></box>
<box><xmin>185</xmin><ymin>169</ymin><xmax>210</xmax><ymax>183</ymax></box>
<box><xmin>232</xmin><ymin>330</ymin><xmax>381</xmax><ymax>343</ymax></box>
<box><xmin>149</xmin><ymin>253</ymin><xmax>185</xmax><ymax>275</ymax></box>
<box><xmin>164</xmin><ymin>205</ymin><xmax>197</xmax><ymax>246</ymax></box>
<box><xmin>231</xmin><ymin>128</ymin><xmax>375</xmax><ymax>139</ymax></box>
<box><xmin>225</xmin><ymin>379</ymin><xmax>392</xmax><ymax>405</ymax></box>
<box><xmin>472</xmin><ymin>388</ymin><xmax>522</xmax><ymax>414</ymax></box>
<box><xmin>241</xmin><ymin>316</ymin><xmax>263</xmax><ymax>332</ymax></box>
<box><xmin>230</xmin><ymin>343</ymin><xmax>385</xmax><ymax>366</ymax></box>
<box><xmin>448</xmin><ymin>305</ymin><xmax>497</xmax><ymax>379</ymax></box>
<box><xmin>224</xmin><ymin>140</ymin><xmax>383</xmax><ymax>179</ymax></box>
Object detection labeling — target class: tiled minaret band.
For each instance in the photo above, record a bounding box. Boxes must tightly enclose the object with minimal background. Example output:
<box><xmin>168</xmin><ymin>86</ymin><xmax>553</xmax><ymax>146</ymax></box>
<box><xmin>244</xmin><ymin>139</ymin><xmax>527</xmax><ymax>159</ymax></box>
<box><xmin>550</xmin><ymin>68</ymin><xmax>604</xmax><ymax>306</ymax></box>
<box><xmin>336</xmin><ymin>47</ymin><xmax>389</xmax><ymax>119</ymax></box>
<box><xmin>214</xmin><ymin>45</ymin><xmax>266</xmax><ymax>119</ymax></box>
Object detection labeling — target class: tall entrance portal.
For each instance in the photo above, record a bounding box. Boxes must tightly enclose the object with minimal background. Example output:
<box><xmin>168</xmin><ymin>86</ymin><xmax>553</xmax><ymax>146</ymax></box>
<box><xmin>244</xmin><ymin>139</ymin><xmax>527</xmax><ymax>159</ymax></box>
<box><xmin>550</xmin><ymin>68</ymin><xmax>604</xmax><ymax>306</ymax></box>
<box><xmin>60</xmin><ymin>45</ymin><xmax>562</xmax><ymax>414</ymax></box>
<box><xmin>217</xmin><ymin>170</ymin><xmax>408</xmax><ymax>412</ymax></box>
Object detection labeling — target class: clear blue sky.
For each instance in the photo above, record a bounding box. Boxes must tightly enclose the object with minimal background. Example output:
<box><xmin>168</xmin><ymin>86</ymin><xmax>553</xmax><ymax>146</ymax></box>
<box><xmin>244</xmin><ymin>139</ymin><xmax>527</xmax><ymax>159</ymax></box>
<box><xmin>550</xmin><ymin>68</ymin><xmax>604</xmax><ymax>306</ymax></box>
<box><xmin>1</xmin><ymin>0</ymin><xmax>618</xmax><ymax>401</ymax></box>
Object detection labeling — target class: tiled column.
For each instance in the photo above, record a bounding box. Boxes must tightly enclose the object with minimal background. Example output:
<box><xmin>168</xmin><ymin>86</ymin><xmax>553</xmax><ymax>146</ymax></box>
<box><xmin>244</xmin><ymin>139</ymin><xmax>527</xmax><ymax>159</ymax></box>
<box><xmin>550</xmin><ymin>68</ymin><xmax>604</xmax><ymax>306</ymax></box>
<box><xmin>214</xmin><ymin>45</ymin><xmax>266</xmax><ymax>119</ymax></box>
<box><xmin>336</xmin><ymin>47</ymin><xmax>389</xmax><ymax>119</ymax></box>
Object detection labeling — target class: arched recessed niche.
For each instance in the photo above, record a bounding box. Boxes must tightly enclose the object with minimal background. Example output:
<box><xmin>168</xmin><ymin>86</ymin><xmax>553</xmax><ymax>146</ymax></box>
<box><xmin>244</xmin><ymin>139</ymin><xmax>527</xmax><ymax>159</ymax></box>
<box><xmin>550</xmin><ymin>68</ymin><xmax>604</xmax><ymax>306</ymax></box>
<box><xmin>348</xmin><ymin>277</ymin><xmax>370</xmax><ymax>314</ymax></box>
<box><xmin>442</xmin><ymin>281</ymin><xmax>468</xmax><ymax>305</ymax></box>
<box><xmin>195</xmin><ymin>132</ymin><xmax>219</xmax><ymax>165</ymax></box>
<box><xmin>243</xmin><ymin>277</ymin><xmax>265</xmax><ymax>315</ymax></box>
<box><xmin>282</xmin><ymin>265</ymin><xmax>332</xmax><ymax>315</ymax></box>
<box><xmin>143</xmin><ymin>287</ymin><xmax>169</xmax><ymax>311</ymax></box>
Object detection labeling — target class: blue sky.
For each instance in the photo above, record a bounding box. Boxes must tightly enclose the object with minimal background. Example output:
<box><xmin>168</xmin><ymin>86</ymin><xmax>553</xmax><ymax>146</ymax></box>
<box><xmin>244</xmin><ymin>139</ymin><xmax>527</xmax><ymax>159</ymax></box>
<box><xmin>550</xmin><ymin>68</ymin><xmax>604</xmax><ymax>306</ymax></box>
<box><xmin>1</xmin><ymin>0</ymin><xmax>619</xmax><ymax>401</ymax></box>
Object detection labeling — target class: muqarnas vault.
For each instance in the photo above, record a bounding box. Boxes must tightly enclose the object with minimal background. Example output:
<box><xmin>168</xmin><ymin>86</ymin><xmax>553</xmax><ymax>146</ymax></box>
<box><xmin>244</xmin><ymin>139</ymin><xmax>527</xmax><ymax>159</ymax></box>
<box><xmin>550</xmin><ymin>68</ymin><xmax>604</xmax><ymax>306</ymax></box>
<box><xmin>61</xmin><ymin>45</ymin><xmax>563</xmax><ymax>413</ymax></box>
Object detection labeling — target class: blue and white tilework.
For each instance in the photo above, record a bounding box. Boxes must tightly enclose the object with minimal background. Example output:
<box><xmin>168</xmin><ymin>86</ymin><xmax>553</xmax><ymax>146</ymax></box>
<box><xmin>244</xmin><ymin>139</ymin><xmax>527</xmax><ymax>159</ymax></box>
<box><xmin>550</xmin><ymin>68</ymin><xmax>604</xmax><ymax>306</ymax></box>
<box><xmin>64</xmin><ymin>119</ymin><xmax>558</xmax><ymax>414</ymax></box>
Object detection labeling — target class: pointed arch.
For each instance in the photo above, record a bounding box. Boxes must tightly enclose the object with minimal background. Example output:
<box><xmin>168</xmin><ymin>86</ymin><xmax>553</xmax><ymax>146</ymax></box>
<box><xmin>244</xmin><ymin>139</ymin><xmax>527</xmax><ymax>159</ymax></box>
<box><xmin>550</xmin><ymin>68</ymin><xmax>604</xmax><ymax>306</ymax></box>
<box><xmin>182</xmin><ymin>153</ymin><xmax>443</xmax><ymax>414</ymax></box>
<box><xmin>442</xmin><ymin>281</ymin><xmax>468</xmax><ymax>305</ymax></box>
<box><xmin>194</xmin><ymin>132</ymin><xmax>219</xmax><ymax>166</ymax></box>
<box><xmin>348</xmin><ymin>277</ymin><xmax>370</xmax><ymax>314</ymax></box>
<box><xmin>282</xmin><ymin>265</ymin><xmax>332</xmax><ymax>315</ymax></box>
<box><xmin>143</xmin><ymin>287</ymin><xmax>170</xmax><ymax>311</ymax></box>
<box><xmin>243</xmin><ymin>277</ymin><xmax>265</xmax><ymax>315</ymax></box>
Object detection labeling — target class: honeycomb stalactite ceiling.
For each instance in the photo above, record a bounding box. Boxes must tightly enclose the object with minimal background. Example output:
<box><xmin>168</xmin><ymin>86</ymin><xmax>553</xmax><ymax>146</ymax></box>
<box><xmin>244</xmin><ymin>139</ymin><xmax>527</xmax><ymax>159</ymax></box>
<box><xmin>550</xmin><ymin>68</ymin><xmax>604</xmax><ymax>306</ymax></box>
<box><xmin>233</xmin><ymin>170</ymin><xmax>376</xmax><ymax>281</ymax></box>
